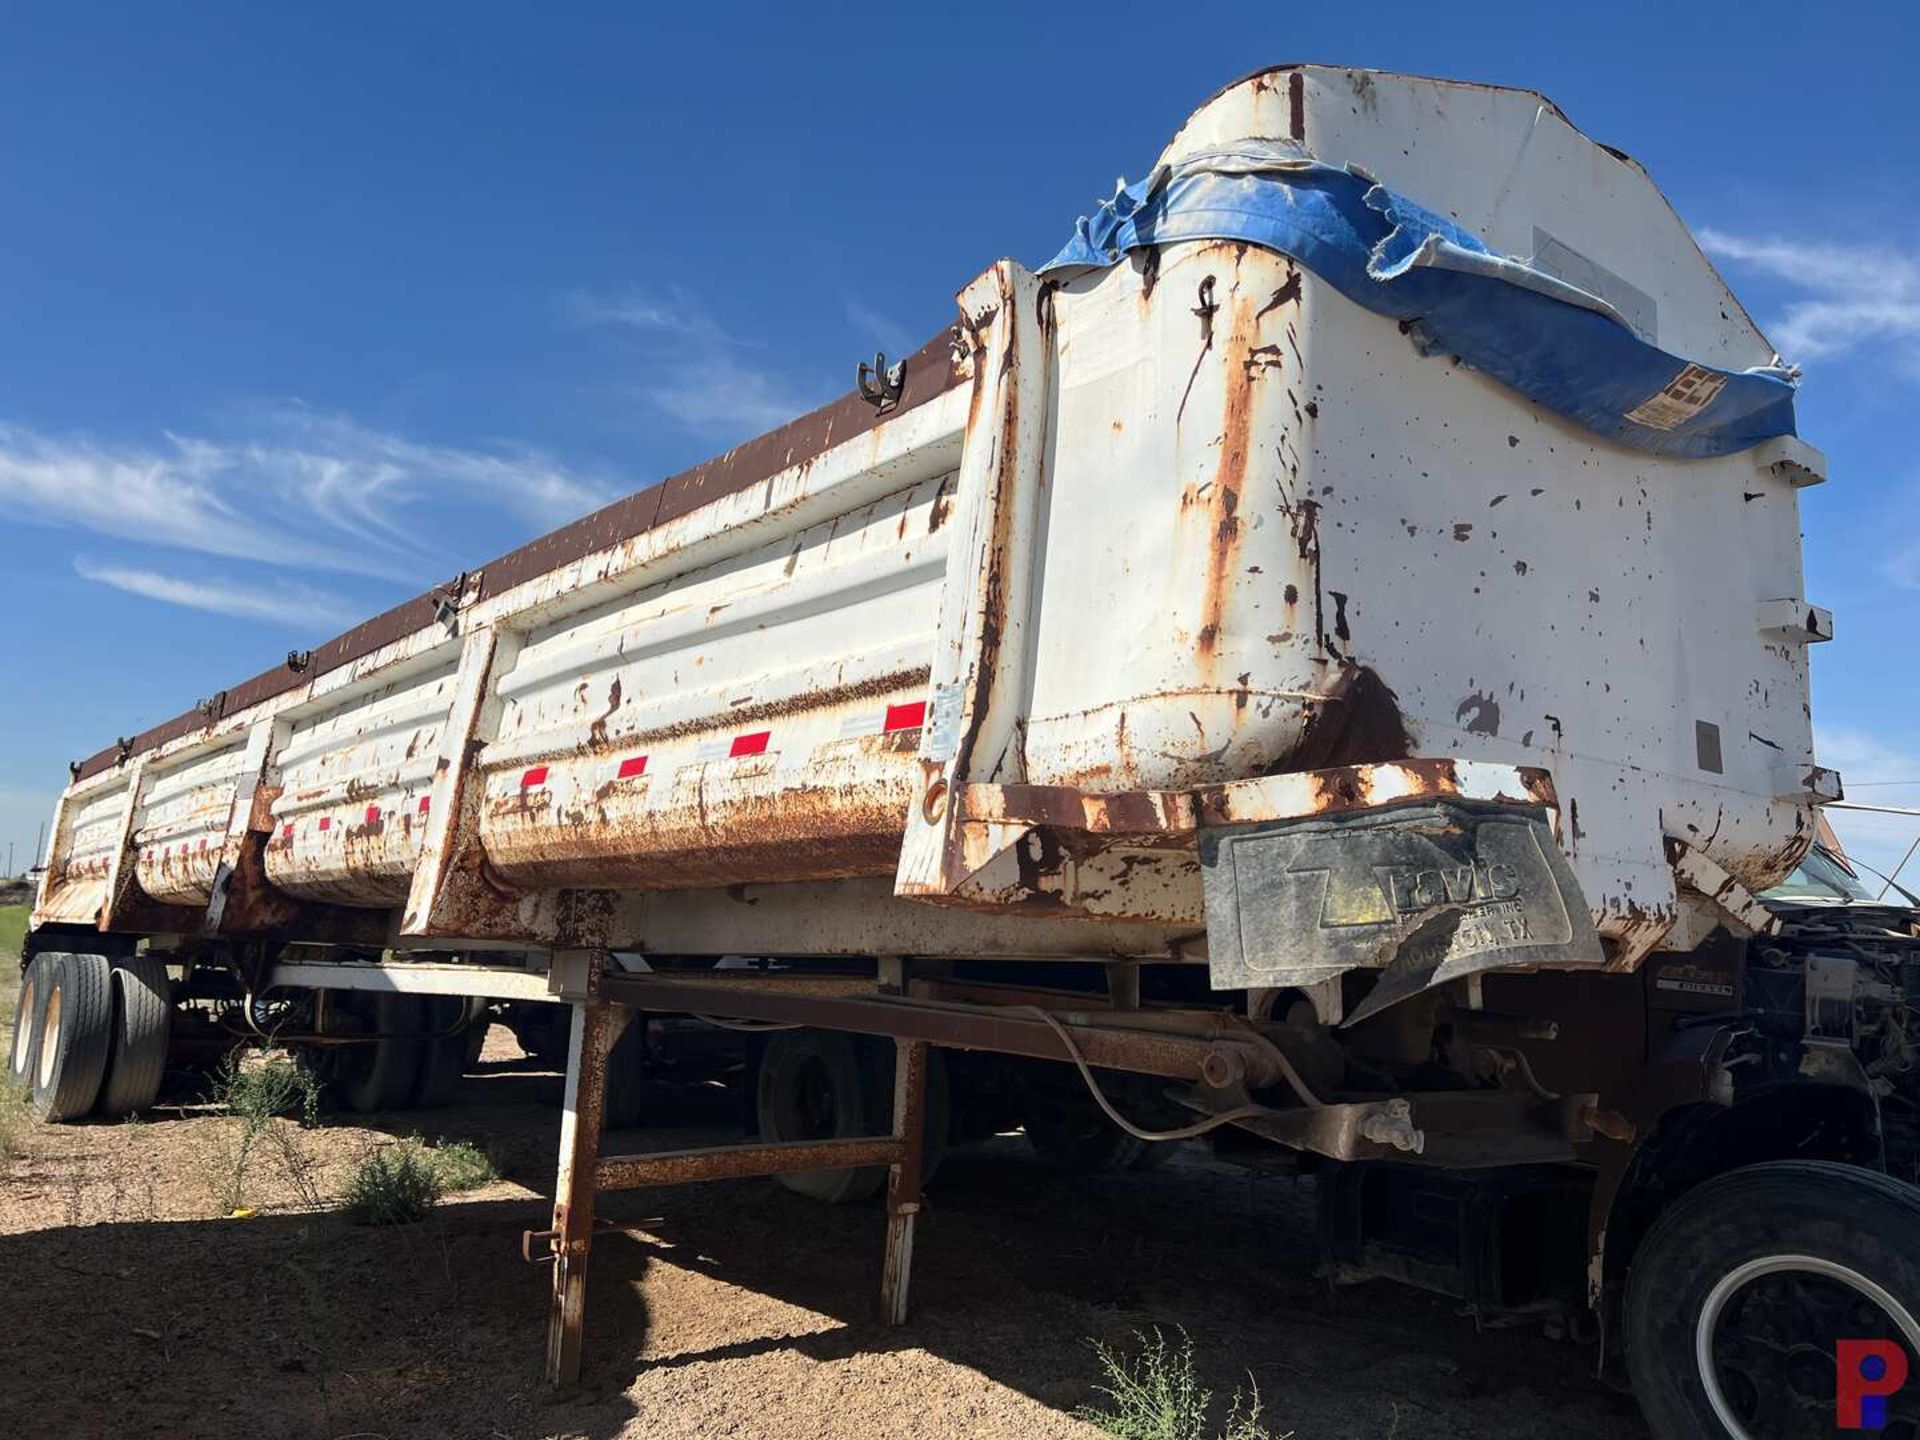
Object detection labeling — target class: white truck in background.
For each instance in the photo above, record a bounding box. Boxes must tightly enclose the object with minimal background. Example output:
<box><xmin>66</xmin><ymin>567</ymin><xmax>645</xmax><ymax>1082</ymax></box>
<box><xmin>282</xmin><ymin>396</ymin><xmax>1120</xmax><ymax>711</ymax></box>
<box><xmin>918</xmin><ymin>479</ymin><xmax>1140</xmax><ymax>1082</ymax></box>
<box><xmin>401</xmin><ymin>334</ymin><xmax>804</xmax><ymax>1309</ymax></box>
<box><xmin>12</xmin><ymin>65</ymin><xmax>1912</xmax><ymax>1440</ymax></box>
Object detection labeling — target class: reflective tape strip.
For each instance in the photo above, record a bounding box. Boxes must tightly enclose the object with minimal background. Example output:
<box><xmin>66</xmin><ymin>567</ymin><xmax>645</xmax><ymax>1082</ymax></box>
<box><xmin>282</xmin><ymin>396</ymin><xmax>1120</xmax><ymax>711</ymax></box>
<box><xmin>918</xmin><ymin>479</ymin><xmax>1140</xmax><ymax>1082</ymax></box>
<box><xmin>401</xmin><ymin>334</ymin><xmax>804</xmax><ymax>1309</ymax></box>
<box><xmin>521</xmin><ymin>766</ymin><xmax>549</xmax><ymax>788</ymax></box>
<box><xmin>730</xmin><ymin>732</ymin><xmax>771</xmax><ymax>758</ymax></box>
<box><xmin>318</xmin><ymin>817</ymin><xmax>332</xmax><ymax>832</ymax></box>
<box><xmin>617</xmin><ymin>756</ymin><xmax>648</xmax><ymax>779</ymax></box>
<box><xmin>884</xmin><ymin>701</ymin><xmax>927</xmax><ymax>732</ymax></box>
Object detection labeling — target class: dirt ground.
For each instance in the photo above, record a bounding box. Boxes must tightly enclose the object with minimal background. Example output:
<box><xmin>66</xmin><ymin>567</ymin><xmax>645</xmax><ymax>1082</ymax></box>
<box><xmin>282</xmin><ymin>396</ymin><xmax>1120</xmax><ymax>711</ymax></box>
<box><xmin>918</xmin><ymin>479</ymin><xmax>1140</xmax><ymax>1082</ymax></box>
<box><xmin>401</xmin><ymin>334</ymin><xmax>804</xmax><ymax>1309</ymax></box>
<box><xmin>0</xmin><ymin>1026</ymin><xmax>1650</xmax><ymax>1440</ymax></box>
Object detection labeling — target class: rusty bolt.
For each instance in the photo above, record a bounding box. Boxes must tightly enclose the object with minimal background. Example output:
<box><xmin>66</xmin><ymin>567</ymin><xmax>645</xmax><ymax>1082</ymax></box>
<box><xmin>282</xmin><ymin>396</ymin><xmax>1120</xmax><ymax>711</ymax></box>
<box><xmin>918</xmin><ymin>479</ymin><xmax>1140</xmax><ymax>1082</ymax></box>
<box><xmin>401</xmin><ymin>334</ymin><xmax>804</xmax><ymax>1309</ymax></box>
<box><xmin>1199</xmin><ymin>1047</ymin><xmax>1246</xmax><ymax>1089</ymax></box>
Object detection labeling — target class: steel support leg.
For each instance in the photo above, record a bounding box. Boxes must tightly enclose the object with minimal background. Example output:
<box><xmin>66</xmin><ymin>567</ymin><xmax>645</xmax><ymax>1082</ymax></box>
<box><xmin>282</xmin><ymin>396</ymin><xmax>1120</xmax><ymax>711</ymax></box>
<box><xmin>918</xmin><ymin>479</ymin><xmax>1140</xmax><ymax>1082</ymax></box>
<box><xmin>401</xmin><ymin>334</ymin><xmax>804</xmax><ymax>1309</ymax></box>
<box><xmin>880</xmin><ymin>1037</ymin><xmax>929</xmax><ymax>1326</ymax></box>
<box><xmin>544</xmin><ymin>998</ymin><xmax>633</xmax><ymax>1386</ymax></box>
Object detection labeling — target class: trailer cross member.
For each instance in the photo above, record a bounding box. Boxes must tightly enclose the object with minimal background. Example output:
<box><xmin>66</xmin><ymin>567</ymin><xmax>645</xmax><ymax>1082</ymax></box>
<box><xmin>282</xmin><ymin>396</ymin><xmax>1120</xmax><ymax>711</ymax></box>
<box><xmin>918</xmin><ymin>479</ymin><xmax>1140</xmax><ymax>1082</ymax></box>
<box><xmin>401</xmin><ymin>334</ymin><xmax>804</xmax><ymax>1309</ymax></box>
<box><xmin>530</xmin><ymin>992</ymin><xmax>930</xmax><ymax>1386</ymax></box>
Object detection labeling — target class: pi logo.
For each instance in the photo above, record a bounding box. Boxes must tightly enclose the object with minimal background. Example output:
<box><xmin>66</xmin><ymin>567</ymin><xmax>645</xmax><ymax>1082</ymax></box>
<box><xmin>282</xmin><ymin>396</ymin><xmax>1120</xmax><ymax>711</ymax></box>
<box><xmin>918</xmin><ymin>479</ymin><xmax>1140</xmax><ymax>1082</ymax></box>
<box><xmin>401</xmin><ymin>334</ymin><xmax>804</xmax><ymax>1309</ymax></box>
<box><xmin>1838</xmin><ymin>1339</ymin><xmax>1910</xmax><ymax>1430</ymax></box>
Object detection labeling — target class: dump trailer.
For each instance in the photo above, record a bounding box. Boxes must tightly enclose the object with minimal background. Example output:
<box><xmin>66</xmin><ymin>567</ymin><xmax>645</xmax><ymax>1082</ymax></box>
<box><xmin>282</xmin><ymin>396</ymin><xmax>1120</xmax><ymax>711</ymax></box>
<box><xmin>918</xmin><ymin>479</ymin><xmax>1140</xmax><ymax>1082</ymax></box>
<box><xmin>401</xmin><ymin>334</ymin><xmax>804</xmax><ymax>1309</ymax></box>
<box><xmin>12</xmin><ymin>64</ymin><xmax>1913</xmax><ymax>1440</ymax></box>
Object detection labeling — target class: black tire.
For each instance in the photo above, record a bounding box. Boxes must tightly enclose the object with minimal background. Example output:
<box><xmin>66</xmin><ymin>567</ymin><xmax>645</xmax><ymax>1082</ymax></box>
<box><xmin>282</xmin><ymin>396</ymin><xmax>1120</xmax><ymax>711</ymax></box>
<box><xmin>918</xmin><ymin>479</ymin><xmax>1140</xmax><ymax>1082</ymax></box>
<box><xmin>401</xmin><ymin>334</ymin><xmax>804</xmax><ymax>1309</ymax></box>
<box><xmin>1626</xmin><ymin>1160</ymin><xmax>1920</xmax><ymax>1439</ymax></box>
<box><xmin>30</xmin><ymin>952</ymin><xmax>114</xmax><ymax>1122</ymax></box>
<box><xmin>8</xmin><ymin>957</ymin><xmax>46</xmax><ymax>1092</ymax></box>
<box><xmin>310</xmin><ymin>992</ymin><xmax>425</xmax><ymax>1114</ymax></box>
<box><xmin>756</xmin><ymin>1030</ymin><xmax>947</xmax><ymax>1204</ymax></box>
<box><xmin>603</xmin><ymin>1016</ymin><xmax>648</xmax><ymax>1132</ymax></box>
<box><xmin>412</xmin><ymin>996</ymin><xmax>472</xmax><ymax>1110</ymax></box>
<box><xmin>95</xmin><ymin>955</ymin><xmax>172</xmax><ymax>1118</ymax></box>
<box><xmin>1024</xmin><ymin>1081</ymin><xmax>1148</xmax><ymax>1174</ymax></box>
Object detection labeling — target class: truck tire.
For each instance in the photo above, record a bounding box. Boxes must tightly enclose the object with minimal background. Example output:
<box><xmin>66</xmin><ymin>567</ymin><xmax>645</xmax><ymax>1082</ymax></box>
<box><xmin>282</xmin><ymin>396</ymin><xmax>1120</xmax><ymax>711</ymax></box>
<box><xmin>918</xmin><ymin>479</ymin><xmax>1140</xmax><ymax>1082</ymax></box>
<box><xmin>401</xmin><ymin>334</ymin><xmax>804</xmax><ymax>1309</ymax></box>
<box><xmin>1024</xmin><ymin>1083</ymin><xmax>1148</xmax><ymax>1174</ymax></box>
<box><xmin>603</xmin><ymin>1016</ymin><xmax>647</xmax><ymax>1132</ymax></box>
<box><xmin>412</xmin><ymin>996</ymin><xmax>471</xmax><ymax>1109</ymax></box>
<box><xmin>757</xmin><ymin>1030</ymin><xmax>947</xmax><ymax>1204</ymax></box>
<box><xmin>8</xmin><ymin>957</ymin><xmax>46</xmax><ymax>1091</ymax></box>
<box><xmin>95</xmin><ymin>955</ymin><xmax>172</xmax><ymax>1118</ymax></box>
<box><xmin>310</xmin><ymin>992</ymin><xmax>425</xmax><ymax>1114</ymax></box>
<box><xmin>30</xmin><ymin>952</ymin><xmax>114</xmax><ymax>1122</ymax></box>
<box><xmin>1626</xmin><ymin>1160</ymin><xmax>1920</xmax><ymax>1439</ymax></box>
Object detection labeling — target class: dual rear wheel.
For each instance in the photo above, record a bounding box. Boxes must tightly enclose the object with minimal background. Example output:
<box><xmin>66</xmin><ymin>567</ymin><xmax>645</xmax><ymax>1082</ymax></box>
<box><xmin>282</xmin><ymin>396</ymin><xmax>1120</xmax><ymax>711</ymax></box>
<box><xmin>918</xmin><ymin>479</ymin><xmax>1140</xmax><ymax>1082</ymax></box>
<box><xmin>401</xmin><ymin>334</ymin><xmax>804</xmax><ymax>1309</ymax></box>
<box><xmin>8</xmin><ymin>951</ymin><xmax>171</xmax><ymax>1121</ymax></box>
<box><xmin>297</xmin><ymin>992</ymin><xmax>487</xmax><ymax>1114</ymax></box>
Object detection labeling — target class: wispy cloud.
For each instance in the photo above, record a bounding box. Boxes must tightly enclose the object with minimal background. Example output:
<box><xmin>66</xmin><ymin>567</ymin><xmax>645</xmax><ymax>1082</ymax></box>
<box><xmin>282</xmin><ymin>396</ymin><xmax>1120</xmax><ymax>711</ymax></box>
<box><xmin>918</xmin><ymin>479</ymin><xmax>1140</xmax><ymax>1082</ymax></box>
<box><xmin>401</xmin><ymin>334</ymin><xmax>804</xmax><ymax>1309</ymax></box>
<box><xmin>0</xmin><ymin>411</ymin><xmax>618</xmax><ymax>577</ymax></box>
<box><xmin>842</xmin><ymin>296</ymin><xmax>914</xmax><ymax>361</ymax></box>
<box><xmin>1699</xmin><ymin>228</ymin><xmax>1920</xmax><ymax>372</ymax></box>
<box><xmin>1815</xmin><ymin>725</ymin><xmax>1920</xmax><ymax>891</ymax></box>
<box><xmin>570</xmin><ymin>286</ymin><xmax>826</xmax><ymax>440</ymax></box>
<box><xmin>74</xmin><ymin>557</ymin><xmax>359</xmax><ymax>629</ymax></box>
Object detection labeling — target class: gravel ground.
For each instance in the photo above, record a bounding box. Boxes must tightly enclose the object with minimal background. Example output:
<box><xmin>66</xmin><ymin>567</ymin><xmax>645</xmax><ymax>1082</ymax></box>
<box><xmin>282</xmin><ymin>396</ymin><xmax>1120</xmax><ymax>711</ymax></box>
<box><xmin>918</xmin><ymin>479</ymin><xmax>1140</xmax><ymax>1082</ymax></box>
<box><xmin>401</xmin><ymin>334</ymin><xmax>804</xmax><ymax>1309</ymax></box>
<box><xmin>0</xmin><ymin>1029</ymin><xmax>1649</xmax><ymax>1440</ymax></box>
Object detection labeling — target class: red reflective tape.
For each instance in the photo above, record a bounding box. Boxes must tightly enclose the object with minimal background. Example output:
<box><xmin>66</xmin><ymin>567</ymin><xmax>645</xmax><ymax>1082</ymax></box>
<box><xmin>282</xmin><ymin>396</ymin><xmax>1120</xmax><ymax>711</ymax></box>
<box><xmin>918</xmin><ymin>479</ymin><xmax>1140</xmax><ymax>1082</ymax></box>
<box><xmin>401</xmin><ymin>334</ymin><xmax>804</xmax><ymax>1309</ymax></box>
<box><xmin>617</xmin><ymin>755</ymin><xmax>648</xmax><ymax>779</ymax></box>
<box><xmin>418</xmin><ymin>795</ymin><xmax>431</xmax><ymax>814</ymax></box>
<box><xmin>884</xmin><ymin>701</ymin><xmax>927</xmax><ymax>732</ymax></box>
<box><xmin>521</xmin><ymin>766</ymin><xmax>549</xmax><ymax>788</ymax></box>
<box><xmin>365</xmin><ymin>805</ymin><xmax>381</xmax><ymax>824</ymax></box>
<box><xmin>198</xmin><ymin>838</ymin><xmax>208</xmax><ymax>851</ymax></box>
<box><xmin>729</xmin><ymin>732</ymin><xmax>770</xmax><ymax>758</ymax></box>
<box><xmin>281</xmin><ymin>824</ymin><xmax>294</xmax><ymax>841</ymax></box>
<box><xmin>317</xmin><ymin>817</ymin><xmax>332</xmax><ymax>832</ymax></box>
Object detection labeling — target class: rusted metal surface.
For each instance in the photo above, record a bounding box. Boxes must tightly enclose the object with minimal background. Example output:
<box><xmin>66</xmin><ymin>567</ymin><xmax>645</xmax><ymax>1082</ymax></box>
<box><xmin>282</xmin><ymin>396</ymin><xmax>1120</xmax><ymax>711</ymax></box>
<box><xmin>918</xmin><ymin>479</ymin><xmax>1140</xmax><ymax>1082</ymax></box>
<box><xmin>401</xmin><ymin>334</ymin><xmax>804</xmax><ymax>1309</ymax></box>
<box><xmin>264</xmin><ymin>652</ymin><xmax>460</xmax><ymax>908</ymax></box>
<box><xmin>1666</xmin><ymin>837</ymin><xmax>1782</xmax><ymax>938</ymax></box>
<box><xmin>542</xmin><ymin>1011</ymin><xmax>933</xmax><ymax>1385</ymax></box>
<box><xmin>881</xmin><ymin>1037</ymin><xmax>928</xmax><ymax>1326</ymax></box>
<box><xmin>543</xmin><ymin>998</ymin><xmax>633</xmax><ymax>1386</ymax></box>
<box><xmin>895</xmin><ymin>761</ymin><xmax>1557</xmax><ymax>925</ymax></box>
<box><xmin>595</xmin><ymin>1135</ymin><xmax>905</xmax><ymax>1191</ymax></box>
<box><xmin>958</xmin><ymin>759</ymin><xmax>1555</xmax><ymax>835</ymax></box>
<box><xmin>599</xmin><ymin>975</ymin><xmax>1285</xmax><ymax>1087</ymax></box>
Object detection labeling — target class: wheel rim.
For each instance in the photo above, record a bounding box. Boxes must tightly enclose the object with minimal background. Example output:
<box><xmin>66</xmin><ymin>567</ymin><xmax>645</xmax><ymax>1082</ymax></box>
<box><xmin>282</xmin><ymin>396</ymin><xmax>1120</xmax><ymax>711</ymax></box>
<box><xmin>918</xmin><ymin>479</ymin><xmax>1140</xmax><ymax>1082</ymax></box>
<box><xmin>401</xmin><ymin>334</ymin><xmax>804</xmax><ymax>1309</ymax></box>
<box><xmin>1696</xmin><ymin>1253</ymin><xmax>1920</xmax><ymax>1439</ymax></box>
<box><xmin>37</xmin><ymin>987</ymin><xmax>61</xmax><ymax>1090</ymax></box>
<box><xmin>11</xmin><ymin>971</ymin><xmax>36</xmax><ymax>1075</ymax></box>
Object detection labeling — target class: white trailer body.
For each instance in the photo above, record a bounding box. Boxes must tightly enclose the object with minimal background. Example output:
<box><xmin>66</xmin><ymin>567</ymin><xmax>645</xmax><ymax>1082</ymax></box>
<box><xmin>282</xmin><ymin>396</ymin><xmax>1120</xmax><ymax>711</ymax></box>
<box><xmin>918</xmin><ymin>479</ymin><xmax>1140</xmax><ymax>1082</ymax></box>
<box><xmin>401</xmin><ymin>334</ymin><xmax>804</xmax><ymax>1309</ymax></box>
<box><xmin>32</xmin><ymin>65</ymin><xmax>1831</xmax><ymax>1002</ymax></box>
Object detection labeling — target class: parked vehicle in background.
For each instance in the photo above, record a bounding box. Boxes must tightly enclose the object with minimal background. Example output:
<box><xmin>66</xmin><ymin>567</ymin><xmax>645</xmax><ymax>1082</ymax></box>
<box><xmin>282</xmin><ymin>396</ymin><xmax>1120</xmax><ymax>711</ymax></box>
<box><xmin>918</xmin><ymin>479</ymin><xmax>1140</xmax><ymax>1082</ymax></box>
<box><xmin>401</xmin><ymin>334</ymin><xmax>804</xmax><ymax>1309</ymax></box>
<box><xmin>13</xmin><ymin>64</ymin><xmax>1904</xmax><ymax>1440</ymax></box>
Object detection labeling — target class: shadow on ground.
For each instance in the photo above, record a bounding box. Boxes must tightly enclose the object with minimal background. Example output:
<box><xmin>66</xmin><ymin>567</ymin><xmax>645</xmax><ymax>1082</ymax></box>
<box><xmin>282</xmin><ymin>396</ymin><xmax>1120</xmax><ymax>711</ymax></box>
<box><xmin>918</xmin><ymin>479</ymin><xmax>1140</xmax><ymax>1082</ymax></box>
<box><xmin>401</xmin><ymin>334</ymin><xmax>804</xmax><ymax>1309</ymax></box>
<box><xmin>0</xmin><ymin>1060</ymin><xmax>1650</xmax><ymax>1440</ymax></box>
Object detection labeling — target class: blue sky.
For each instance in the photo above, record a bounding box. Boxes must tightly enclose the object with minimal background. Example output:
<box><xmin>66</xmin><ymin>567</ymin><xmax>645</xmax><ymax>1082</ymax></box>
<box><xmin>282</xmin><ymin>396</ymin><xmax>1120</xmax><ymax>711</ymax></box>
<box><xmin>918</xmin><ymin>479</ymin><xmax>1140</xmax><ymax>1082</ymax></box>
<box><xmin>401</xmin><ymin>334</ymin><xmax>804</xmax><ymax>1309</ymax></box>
<box><xmin>2</xmin><ymin>3</ymin><xmax>1915</xmax><ymax>884</ymax></box>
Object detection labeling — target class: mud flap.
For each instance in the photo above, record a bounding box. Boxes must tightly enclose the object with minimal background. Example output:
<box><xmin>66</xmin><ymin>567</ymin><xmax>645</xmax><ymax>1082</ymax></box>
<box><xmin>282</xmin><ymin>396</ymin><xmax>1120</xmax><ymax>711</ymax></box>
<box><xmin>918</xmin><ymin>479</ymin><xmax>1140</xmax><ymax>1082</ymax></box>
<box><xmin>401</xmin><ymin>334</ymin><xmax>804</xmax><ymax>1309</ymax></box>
<box><xmin>1201</xmin><ymin>799</ymin><xmax>1603</xmax><ymax>1025</ymax></box>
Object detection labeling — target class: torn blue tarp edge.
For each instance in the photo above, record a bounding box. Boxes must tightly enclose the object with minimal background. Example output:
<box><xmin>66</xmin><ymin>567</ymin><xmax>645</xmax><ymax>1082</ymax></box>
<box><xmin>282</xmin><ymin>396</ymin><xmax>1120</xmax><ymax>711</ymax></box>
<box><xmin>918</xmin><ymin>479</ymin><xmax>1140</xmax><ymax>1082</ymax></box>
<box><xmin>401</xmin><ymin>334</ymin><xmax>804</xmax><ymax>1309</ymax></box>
<box><xmin>1039</xmin><ymin>154</ymin><xmax>1798</xmax><ymax>460</ymax></box>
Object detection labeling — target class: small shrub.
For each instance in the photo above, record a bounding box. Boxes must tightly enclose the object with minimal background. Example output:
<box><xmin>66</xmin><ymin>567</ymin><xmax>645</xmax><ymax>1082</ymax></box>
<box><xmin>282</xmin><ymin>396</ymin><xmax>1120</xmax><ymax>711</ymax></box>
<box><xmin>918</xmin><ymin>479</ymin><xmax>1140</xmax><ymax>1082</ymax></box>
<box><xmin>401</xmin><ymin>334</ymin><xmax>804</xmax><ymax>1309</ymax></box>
<box><xmin>207</xmin><ymin>1052</ymin><xmax>324</xmax><ymax>1213</ymax></box>
<box><xmin>1078</xmin><ymin>1328</ymin><xmax>1285</xmax><ymax>1440</ymax></box>
<box><xmin>428</xmin><ymin>1138</ymin><xmax>498</xmax><ymax>1192</ymax></box>
<box><xmin>217</xmin><ymin>1053</ymin><xmax>321</xmax><ymax>1129</ymax></box>
<box><xmin>345</xmin><ymin>1139</ymin><xmax>444</xmax><ymax>1226</ymax></box>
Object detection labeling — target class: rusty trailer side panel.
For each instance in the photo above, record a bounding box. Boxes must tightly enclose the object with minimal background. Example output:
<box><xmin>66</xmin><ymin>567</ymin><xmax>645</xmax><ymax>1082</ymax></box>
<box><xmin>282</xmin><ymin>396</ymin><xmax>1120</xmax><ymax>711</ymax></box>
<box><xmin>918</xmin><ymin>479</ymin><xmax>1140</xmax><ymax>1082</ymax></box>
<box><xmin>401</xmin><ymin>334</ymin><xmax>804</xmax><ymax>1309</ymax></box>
<box><xmin>32</xmin><ymin>65</ymin><xmax>1830</xmax><ymax>994</ymax></box>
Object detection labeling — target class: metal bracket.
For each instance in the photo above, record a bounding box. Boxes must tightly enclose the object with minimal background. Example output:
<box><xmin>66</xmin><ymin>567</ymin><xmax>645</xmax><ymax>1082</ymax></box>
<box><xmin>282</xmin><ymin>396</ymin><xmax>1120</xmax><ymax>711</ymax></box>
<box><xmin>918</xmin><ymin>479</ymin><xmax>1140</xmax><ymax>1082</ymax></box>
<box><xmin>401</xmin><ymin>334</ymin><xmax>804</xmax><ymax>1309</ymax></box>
<box><xmin>856</xmin><ymin>352</ymin><xmax>906</xmax><ymax>411</ymax></box>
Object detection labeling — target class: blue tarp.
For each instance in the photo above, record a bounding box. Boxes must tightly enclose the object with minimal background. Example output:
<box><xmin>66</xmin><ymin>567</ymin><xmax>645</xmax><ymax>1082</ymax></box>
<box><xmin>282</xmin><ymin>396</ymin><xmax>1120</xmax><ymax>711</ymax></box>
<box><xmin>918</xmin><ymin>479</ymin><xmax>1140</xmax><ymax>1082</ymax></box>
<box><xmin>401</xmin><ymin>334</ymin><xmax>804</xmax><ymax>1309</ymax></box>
<box><xmin>1040</xmin><ymin>146</ymin><xmax>1797</xmax><ymax>459</ymax></box>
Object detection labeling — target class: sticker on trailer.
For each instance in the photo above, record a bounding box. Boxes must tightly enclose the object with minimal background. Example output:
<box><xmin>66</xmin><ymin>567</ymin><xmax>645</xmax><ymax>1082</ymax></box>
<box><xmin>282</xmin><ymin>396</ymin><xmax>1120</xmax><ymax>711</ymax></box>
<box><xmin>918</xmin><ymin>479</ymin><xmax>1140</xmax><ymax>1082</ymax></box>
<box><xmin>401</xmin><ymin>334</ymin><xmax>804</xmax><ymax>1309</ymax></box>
<box><xmin>923</xmin><ymin>682</ymin><xmax>964</xmax><ymax>762</ymax></box>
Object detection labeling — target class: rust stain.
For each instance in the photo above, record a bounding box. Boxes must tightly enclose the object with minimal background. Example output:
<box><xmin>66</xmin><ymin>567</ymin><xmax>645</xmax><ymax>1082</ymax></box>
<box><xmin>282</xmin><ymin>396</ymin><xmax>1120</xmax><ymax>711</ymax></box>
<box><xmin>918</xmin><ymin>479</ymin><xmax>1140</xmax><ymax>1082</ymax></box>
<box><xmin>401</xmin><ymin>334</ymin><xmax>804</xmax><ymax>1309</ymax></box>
<box><xmin>1279</xmin><ymin>663</ymin><xmax>1414</xmax><ymax>770</ymax></box>
<box><xmin>1455</xmin><ymin>692</ymin><xmax>1502</xmax><ymax>737</ymax></box>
